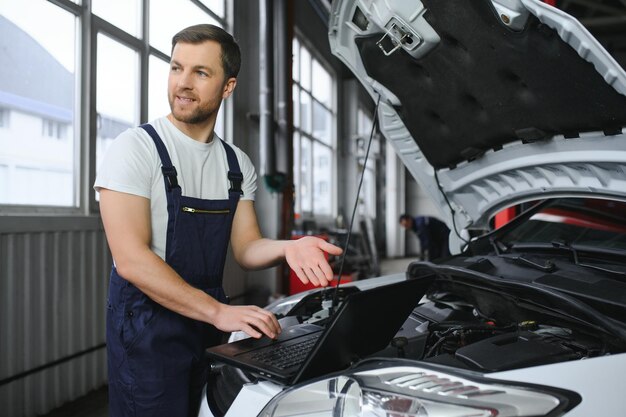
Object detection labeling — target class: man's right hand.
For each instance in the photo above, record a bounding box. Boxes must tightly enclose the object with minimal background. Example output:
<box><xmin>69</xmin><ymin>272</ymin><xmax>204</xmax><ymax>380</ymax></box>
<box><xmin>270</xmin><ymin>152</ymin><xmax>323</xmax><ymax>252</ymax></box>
<box><xmin>212</xmin><ymin>303</ymin><xmax>281</xmax><ymax>339</ymax></box>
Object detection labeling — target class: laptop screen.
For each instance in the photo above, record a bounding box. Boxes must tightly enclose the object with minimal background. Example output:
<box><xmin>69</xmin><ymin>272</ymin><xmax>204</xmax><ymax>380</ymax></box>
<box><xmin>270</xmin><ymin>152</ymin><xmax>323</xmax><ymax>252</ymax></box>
<box><xmin>293</xmin><ymin>276</ymin><xmax>433</xmax><ymax>383</ymax></box>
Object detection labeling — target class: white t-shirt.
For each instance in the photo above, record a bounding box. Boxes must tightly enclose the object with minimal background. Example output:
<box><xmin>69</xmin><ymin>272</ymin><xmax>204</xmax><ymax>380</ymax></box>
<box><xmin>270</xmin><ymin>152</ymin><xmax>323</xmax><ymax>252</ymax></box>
<box><xmin>94</xmin><ymin>116</ymin><xmax>257</xmax><ymax>260</ymax></box>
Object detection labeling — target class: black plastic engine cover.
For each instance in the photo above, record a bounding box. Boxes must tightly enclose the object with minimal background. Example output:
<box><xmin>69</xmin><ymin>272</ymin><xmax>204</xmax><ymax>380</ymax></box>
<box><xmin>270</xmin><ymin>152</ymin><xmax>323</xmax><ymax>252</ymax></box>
<box><xmin>455</xmin><ymin>330</ymin><xmax>578</xmax><ymax>372</ymax></box>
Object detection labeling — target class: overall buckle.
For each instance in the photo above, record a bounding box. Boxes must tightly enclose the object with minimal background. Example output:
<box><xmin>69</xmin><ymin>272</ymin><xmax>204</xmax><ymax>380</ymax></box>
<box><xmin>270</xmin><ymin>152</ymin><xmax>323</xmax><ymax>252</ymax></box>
<box><xmin>228</xmin><ymin>171</ymin><xmax>244</xmax><ymax>195</ymax></box>
<box><xmin>161</xmin><ymin>166</ymin><xmax>179</xmax><ymax>190</ymax></box>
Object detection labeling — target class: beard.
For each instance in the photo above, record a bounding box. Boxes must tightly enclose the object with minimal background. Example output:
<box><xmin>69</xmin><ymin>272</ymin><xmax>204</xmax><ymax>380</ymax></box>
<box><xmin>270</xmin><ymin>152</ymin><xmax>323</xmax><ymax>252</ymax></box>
<box><xmin>168</xmin><ymin>93</ymin><xmax>220</xmax><ymax>125</ymax></box>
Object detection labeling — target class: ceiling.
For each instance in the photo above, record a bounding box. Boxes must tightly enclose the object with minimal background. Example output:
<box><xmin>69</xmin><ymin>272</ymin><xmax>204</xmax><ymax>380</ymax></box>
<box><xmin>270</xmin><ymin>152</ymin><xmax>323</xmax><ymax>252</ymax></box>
<box><xmin>559</xmin><ymin>0</ymin><xmax>626</xmax><ymax>32</ymax></box>
<box><xmin>558</xmin><ymin>0</ymin><xmax>626</xmax><ymax>67</ymax></box>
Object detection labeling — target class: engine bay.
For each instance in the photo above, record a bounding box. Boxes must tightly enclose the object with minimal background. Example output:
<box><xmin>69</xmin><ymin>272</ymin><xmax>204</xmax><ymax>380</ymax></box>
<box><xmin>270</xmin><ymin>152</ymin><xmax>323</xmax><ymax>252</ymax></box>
<box><xmin>207</xmin><ymin>262</ymin><xmax>625</xmax><ymax>416</ymax></box>
<box><xmin>378</xmin><ymin>294</ymin><xmax>602</xmax><ymax>372</ymax></box>
<box><xmin>281</xmin><ymin>281</ymin><xmax>607</xmax><ymax>374</ymax></box>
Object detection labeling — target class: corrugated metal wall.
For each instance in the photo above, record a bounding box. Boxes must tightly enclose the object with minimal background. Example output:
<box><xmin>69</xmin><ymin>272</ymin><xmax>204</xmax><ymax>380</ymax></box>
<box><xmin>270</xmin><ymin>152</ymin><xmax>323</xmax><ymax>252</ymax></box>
<box><xmin>0</xmin><ymin>219</ymin><xmax>111</xmax><ymax>417</ymax></box>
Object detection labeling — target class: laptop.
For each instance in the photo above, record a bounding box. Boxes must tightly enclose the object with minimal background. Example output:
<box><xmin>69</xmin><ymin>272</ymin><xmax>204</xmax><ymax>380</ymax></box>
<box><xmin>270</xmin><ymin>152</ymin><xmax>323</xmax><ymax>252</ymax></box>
<box><xmin>206</xmin><ymin>276</ymin><xmax>432</xmax><ymax>385</ymax></box>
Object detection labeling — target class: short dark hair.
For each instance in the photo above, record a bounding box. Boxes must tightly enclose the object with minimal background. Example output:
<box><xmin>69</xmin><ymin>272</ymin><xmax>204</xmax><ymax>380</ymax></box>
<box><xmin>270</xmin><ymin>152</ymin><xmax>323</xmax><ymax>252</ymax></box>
<box><xmin>399</xmin><ymin>214</ymin><xmax>412</xmax><ymax>223</ymax></box>
<box><xmin>171</xmin><ymin>24</ymin><xmax>241</xmax><ymax>79</ymax></box>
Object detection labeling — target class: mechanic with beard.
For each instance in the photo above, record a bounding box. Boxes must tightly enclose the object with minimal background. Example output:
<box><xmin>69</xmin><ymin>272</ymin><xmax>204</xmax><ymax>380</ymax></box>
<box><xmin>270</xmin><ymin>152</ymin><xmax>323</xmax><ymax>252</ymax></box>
<box><xmin>95</xmin><ymin>24</ymin><xmax>342</xmax><ymax>417</ymax></box>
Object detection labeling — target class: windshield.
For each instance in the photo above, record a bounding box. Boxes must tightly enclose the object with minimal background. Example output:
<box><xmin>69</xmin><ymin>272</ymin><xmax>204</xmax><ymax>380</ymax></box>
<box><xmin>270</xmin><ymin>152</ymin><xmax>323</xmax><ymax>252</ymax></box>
<box><xmin>500</xmin><ymin>198</ymin><xmax>626</xmax><ymax>252</ymax></box>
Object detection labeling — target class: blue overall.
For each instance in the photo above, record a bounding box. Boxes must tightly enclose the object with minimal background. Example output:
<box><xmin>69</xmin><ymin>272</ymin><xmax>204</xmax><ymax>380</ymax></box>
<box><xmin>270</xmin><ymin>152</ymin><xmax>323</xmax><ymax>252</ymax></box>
<box><xmin>106</xmin><ymin>124</ymin><xmax>243</xmax><ymax>417</ymax></box>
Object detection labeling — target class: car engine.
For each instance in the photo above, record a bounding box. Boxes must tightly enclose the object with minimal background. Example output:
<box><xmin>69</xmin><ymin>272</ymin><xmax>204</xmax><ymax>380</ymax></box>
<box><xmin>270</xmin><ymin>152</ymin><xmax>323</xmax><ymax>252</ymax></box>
<box><xmin>379</xmin><ymin>294</ymin><xmax>602</xmax><ymax>372</ymax></box>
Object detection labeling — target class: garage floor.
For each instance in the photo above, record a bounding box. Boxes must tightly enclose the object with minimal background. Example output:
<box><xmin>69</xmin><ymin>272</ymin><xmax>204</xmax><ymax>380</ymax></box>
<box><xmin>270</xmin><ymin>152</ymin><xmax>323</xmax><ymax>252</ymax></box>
<box><xmin>41</xmin><ymin>257</ymin><xmax>419</xmax><ymax>417</ymax></box>
<box><xmin>42</xmin><ymin>387</ymin><xmax>108</xmax><ymax>417</ymax></box>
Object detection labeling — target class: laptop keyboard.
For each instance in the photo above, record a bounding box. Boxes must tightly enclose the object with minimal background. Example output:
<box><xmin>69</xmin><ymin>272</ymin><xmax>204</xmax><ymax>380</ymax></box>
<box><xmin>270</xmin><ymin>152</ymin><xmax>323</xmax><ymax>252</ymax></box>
<box><xmin>250</xmin><ymin>334</ymin><xmax>320</xmax><ymax>370</ymax></box>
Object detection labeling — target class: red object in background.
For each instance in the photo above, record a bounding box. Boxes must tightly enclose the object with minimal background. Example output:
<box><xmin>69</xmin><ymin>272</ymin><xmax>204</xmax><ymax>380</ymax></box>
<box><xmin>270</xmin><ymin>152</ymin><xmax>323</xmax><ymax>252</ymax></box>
<box><xmin>494</xmin><ymin>206</ymin><xmax>518</xmax><ymax>229</ymax></box>
<box><xmin>543</xmin><ymin>0</ymin><xmax>557</xmax><ymax>6</ymax></box>
<box><xmin>532</xmin><ymin>207</ymin><xmax>626</xmax><ymax>233</ymax></box>
<box><xmin>289</xmin><ymin>271</ymin><xmax>355</xmax><ymax>295</ymax></box>
<box><xmin>288</xmin><ymin>234</ymin><xmax>354</xmax><ymax>295</ymax></box>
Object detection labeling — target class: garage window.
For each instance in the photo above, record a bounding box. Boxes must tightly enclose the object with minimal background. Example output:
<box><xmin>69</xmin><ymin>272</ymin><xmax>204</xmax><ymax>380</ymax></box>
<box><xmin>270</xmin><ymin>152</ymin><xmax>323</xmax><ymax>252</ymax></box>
<box><xmin>0</xmin><ymin>1</ymin><xmax>76</xmax><ymax>207</ymax></box>
<box><xmin>0</xmin><ymin>0</ymin><xmax>230</xmax><ymax>211</ymax></box>
<box><xmin>293</xmin><ymin>36</ymin><xmax>336</xmax><ymax>217</ymax></box>
<box><xmin>357</xmin><ymin>108</ymin><xmax>377</xmax><ymax>218</ymax></box>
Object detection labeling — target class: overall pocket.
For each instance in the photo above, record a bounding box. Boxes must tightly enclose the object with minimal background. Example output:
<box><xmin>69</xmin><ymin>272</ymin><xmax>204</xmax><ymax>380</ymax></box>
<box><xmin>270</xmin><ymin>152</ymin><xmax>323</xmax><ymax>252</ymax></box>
<box><xmin>121</xmin><ymin>292</ymin><xmax>162</xmax><ymax>353</ymax></box>
<box><xmin>181</xmin><ymin>206</ymin><xmax>230</xmax><ymax>214</ymax></box>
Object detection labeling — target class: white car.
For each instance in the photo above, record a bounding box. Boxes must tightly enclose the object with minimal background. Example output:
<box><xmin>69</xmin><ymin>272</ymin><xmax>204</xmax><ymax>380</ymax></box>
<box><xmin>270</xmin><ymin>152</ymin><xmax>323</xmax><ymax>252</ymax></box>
<box><xmin>200</xmin><ymin>0</ymin><xmax>626</xmax><ymax>415</ymax></box>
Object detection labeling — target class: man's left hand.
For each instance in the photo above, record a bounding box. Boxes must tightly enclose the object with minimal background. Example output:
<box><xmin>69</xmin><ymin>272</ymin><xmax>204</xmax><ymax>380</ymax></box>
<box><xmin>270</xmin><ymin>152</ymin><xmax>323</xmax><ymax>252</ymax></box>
<box><xmin>285</xmin><ymin>236</ymin><xmax>343</xmax><ymax>287</ymax></box>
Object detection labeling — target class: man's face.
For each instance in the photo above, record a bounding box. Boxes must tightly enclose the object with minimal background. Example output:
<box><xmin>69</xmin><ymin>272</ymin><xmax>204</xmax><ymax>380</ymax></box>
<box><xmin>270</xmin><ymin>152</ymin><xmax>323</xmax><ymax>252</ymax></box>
<box><xmin>167</xmin><ymin>40</ymin><xmax>236</xmax><ymax>125</ymax></box>
<box><xmin>399</xmin><ymin>218</ymin><xmax>411</xmax><ymax>229</ymax></box>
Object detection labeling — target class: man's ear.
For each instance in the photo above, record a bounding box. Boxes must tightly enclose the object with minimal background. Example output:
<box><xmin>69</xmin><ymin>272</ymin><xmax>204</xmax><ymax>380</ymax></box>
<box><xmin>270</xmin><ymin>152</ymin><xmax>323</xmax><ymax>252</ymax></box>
<box><xmin>222</xmin><ymin>77</ymin><xmax>237</xmax><ymax>99</ymax></box>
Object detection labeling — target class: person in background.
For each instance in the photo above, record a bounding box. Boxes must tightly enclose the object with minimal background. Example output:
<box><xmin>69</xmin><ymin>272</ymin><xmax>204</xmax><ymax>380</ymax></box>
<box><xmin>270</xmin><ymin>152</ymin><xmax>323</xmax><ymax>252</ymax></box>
<box><xmin>95</xmin><ymin>24</ymin><xmax>342</xmax><ymax>417</ymax></box>
<box><xmin>399</xmin><ymin>214</ymin><xmax>451</xmax><ymax>261</ymax></box>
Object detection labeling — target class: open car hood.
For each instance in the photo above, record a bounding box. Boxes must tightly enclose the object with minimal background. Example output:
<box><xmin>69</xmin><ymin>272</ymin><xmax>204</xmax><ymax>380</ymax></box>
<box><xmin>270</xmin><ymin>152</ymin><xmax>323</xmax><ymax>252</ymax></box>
<box><xmin>329</xmin><ymin>0</ymin><xmax>626</xmax><ymax>252</ymax></box>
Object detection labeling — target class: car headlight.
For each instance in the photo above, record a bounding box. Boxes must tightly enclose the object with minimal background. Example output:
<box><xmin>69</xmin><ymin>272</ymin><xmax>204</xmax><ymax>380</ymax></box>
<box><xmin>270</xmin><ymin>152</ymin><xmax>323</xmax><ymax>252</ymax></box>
<box><xmin>259</xmin><ymin>361</ymin><xmax>579</xmax><ymax>416</ymax></box>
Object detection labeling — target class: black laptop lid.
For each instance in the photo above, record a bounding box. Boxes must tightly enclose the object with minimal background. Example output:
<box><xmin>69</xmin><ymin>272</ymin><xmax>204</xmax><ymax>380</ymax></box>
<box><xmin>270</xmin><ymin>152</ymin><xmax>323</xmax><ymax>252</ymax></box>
<box><xmin>293</xmin><ymin>276</ymin><xmax>433</xmax><ymax>383</ymax></box>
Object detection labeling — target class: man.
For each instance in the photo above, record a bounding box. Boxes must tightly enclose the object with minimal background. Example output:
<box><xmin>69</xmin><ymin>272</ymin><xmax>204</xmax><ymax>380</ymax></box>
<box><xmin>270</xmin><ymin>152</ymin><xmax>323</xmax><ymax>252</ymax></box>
<box><xmin>399</xmin><ymin>214</ymin><xmax>450</xmax><ymax>261</ymax></box>
<box><xmin>95</xmin><ymin>24</ymin><xmax>342</xmax><ymax>417</ymax></box>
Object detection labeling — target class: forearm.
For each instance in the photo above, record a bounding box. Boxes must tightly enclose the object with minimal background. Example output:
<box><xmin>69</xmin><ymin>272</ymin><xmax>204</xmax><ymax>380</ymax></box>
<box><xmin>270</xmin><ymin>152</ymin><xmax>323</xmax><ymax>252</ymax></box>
<box><xmin>115</xmin><ymin>248</ymin><xmax>280</xmax><ymax>338</ymax></box>
<box><xmin>235</xmin><ymin>237</ymin><xmax>290</xmax><ymax>270</ymax></box>
<box><xmin>115</xmin><ymin>248</ymin><xmax>221</xmax><ymax>323</ymax></box>
<box><xmin>230</xmin><ymin>200</ymin><xmax>342</xmax><ymax>285</ymax></box>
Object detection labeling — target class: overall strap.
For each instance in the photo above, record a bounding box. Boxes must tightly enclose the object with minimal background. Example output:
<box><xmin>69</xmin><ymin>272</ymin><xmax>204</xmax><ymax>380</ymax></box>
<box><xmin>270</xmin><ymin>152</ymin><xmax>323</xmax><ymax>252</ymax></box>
<box><xmin>140</xmin><ymin>123</ymin><xmax>180</xmax><ymax>260</ymax></box>
<box><xmin>140</xmin><ymin>124</ymin><xmax>180</xmax><ymax>191</ymax></box>
<box><xmin>220</xmin><ymin>139</ymin><xmax>244</xmax><ymax>198</ymax></box>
